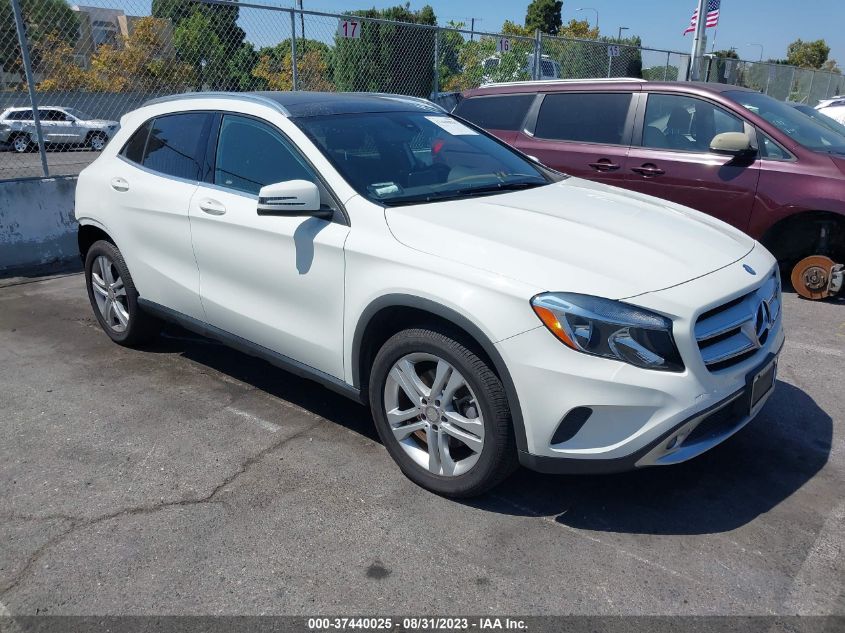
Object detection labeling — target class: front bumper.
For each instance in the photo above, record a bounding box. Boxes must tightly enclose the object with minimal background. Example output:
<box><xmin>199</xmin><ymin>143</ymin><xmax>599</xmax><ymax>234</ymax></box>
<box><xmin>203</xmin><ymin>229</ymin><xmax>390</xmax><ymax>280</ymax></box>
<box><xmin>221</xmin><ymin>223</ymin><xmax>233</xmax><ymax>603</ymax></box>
<box><xmin>497</xmin><ymin>245</ymin><xmax>784</xmax><ymax>473</ymax></box>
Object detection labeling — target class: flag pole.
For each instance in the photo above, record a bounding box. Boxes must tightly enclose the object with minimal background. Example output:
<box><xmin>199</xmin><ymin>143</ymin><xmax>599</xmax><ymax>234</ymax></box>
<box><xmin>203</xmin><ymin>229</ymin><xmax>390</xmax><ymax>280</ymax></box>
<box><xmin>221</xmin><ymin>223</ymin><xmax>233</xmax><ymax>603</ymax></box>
<box><xmin>689</xmin><ymin>0</ymin><xmax>707</xmax><ymax>80</ymax></box>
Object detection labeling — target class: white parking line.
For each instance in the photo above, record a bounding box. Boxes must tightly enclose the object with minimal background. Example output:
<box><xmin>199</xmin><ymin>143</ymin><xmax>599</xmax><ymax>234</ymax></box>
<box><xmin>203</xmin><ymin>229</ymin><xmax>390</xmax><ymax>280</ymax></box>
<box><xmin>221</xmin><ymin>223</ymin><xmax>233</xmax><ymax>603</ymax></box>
<box><xmin>226</xmin><ymin>406</ymin><xmax>282</xmax><ymax>433</ymax></box>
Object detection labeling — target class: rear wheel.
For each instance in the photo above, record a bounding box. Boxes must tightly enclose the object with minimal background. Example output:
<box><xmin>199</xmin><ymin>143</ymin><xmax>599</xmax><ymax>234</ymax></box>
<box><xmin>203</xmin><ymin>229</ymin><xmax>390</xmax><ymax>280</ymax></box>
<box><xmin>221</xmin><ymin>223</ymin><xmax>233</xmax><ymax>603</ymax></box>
<box><xmin>369</xmin><ymin>327</ymin><xmax>517</xmax><ymax>497</ymax></box>
<box><xmin>84</xmin><ymin>240</ymin><xmax>160</xmax><ymax>346</ymax></box>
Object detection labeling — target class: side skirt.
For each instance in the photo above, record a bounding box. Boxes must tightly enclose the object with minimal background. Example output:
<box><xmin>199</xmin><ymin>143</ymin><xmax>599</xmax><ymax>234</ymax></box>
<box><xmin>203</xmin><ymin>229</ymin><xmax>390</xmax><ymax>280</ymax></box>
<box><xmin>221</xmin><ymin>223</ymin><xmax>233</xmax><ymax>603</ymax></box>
<box><xmin>138</xmin><ymin>298</ymin><xmax>364</xmax><ymax>404</ymax></box>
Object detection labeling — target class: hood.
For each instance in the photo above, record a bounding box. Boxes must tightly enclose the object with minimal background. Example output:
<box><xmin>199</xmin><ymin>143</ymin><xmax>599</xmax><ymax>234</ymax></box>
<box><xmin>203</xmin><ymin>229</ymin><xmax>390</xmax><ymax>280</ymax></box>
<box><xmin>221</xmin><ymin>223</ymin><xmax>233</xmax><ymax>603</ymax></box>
<box><xmin>385</xmin><ymin>178</ymin><xmax>754</xmax><ymax>299</ymax></box>
<box><xmin>87</xmin><ymin>119</ymin><xmax>119</xmax><ymax>128</ymax></box>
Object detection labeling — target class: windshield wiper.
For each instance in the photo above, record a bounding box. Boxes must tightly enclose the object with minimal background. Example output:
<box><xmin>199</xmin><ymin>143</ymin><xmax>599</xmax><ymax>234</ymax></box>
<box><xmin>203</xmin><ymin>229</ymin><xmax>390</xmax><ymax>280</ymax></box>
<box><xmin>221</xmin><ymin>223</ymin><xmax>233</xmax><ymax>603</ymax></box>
<box><xmin>386</xmin><ymin>180</ymin><xmax>545</xmax><ymax>206</ymax></box>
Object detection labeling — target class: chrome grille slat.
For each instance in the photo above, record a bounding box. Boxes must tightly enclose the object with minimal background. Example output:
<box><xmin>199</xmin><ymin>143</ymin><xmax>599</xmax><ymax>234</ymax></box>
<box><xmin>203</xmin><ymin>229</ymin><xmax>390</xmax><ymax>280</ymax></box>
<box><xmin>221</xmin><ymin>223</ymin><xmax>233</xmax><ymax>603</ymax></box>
<box><xmin>695</xmin><ymin>269</ymin><xmax>781</xmax><ymax>371</ymax></box>
<box><xmin>694</xmin><ymin>296</ymin><xmax>756</xmax><ymax>341</ymax></box>
<box><xmin>699</xmin><ymin>332</ymin><xmax>757</xmax><ymax>366</ymax></box>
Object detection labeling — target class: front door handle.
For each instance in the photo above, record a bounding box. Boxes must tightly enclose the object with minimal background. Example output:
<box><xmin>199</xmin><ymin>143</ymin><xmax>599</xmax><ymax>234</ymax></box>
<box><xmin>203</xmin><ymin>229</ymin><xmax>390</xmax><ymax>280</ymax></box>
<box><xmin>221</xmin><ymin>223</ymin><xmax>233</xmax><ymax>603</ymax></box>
<box><xmin>198</xmin><ymin>198</ymin><xmax>226</xmax><ymax>216</ymax></box>
<box><xmin>631</xmin><ymin>164</ymin><xmax>665</xmax><ymax>177</ymax></box>
<box><xmin>110</xmin><ymin>177</ymin><xmax>129</xmax><ymax>192</ymax></box>
<box><xmin>588</xmin><ymin>160</ymin><xmax>621</xmax><ymax>172</ymax></box>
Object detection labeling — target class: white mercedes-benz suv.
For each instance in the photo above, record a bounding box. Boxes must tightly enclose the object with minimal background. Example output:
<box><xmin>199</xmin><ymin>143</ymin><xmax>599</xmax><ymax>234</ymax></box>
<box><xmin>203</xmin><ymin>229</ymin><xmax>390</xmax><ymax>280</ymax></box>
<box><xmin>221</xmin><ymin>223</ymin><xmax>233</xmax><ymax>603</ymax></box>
<box><xmin>75</xmin><ymin>92</ymin><xmax>784</xmax><ymax>497</ymax></box>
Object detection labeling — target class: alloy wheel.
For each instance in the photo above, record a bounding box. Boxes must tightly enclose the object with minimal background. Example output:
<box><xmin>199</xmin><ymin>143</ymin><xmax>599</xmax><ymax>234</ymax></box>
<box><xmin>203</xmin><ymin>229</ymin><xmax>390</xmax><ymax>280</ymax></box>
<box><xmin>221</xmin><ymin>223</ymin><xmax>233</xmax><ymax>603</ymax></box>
<box><xmin>90</xmin><ymin>255</ymin><xmax>130</xmax><ymax>332</ymax></box>
<box><xmin>90</xmin><ymin>133</ymin><xmax>106</xmax><ymax>151</ymax></box>
<box><xmin>13</xmin><ymin>136</ymin><xmax>29</xmax><ymax>153</ymax></box>
<box><xmin>383</xmin><ymin>352</ymin><xmax>485</xmax><ymax>477</ymax></box>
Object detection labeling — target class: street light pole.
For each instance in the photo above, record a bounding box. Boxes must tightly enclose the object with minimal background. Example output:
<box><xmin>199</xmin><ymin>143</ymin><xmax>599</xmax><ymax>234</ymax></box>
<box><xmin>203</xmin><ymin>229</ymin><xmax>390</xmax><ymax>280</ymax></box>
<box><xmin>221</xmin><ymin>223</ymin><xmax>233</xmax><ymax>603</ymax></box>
<box><xmin>747</xmin><ymin>43</ymin><xmax>764</xmax><ymax>62</ymax></box>
<box><xmin>617</xmin><ymin>26</ymin><xmax>628</xmax><ymax>41</ymax></box>
<box><xmin>576</xmin><ymin>7</ymin><xmax>599</xmax><ymax>32</ymax></box>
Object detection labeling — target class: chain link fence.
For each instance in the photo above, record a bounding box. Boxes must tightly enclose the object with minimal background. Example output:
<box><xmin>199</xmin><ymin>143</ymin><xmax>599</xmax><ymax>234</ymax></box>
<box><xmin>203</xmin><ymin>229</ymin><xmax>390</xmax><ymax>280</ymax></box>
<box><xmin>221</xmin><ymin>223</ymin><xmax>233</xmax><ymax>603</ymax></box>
<box><xmin>1</xmin><ymin>0</ymin><xmax>843</xmax><ymax>181</ymax></box>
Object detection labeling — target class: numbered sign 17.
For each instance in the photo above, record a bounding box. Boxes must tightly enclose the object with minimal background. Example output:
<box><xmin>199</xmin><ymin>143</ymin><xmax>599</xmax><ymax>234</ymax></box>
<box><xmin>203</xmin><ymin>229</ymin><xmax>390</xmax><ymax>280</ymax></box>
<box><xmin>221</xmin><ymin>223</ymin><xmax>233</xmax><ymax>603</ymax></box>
<box><xmin>338</xmin><ymin>19</ymin><xmax>361</xmax><ymax>39</ymax></box>
<box><xmin>496</xmin><ymin>38</ymin><xmax>511</xmax><ymax>54</ymax></box>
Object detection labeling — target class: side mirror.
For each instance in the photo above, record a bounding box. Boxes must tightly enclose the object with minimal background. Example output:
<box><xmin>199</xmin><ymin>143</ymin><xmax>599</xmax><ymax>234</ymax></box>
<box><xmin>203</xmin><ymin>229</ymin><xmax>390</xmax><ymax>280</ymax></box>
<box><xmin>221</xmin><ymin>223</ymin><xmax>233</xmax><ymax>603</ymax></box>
<box><xmin>710</xmin><ymin>132</ymin><xmax>755</xmax><ymax>157</ymax></box>
<box><xmin>257</xmin><ymin>180</ymin><xmax>331</xmax><ymax>219</ymax></box>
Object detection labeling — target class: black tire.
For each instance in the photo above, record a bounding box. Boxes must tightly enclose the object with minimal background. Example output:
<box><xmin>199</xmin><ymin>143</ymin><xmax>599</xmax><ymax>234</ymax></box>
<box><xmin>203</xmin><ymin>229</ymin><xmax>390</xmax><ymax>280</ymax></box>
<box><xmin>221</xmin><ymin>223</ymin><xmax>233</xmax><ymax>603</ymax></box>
<box><xmin>84</xmin><ymin>240</ymin><xmax>160</xmax><ymax>346</ymax></box>
<box><xmin>369</xmin><ymin>326</ymin><xmax>518</xmax><ymax>497</ymax></box>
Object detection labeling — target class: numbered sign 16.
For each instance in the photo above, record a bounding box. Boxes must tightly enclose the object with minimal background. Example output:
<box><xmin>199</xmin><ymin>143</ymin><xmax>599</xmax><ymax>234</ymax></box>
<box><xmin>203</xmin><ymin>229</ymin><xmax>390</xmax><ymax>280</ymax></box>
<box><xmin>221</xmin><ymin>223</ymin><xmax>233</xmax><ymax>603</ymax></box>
<box><xmin>496</xmin><ymin>38</ymin><xmax>511</xmax><ymax>54</ymax></box>
<box><xmin>338</xmin><ymin>19</ymin><xmax>361</xmax><ymax>39</ymax></box>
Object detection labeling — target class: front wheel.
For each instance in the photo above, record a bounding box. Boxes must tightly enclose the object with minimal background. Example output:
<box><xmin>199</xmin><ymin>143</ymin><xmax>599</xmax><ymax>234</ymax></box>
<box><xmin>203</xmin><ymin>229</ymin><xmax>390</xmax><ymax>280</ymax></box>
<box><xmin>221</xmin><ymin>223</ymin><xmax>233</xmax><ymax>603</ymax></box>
<box><xmin>369</xmin><ymin>327</ymin><xmax>518</xmax><ymax>497</ymax></box>
<box><xmin>88</xmin><ymin>132</ymin><xmax>107</xmax><ymax>151</ymax></box>
<box><xmin>11</xmin><ymin>134</ymin><xmax>31</xmax><ymax>153</ymax></box>
<box><xmin>84</xmin><ymin>240</ymin><xmax>160</xmax><ymax>346</ymax></box>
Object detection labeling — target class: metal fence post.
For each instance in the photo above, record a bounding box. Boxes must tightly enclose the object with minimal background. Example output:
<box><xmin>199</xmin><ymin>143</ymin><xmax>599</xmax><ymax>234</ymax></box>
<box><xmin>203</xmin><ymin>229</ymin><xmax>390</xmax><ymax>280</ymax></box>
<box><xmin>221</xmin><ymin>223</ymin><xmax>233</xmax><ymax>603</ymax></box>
<box><xmin>290</xmin><ymin>9</ymin><xmax>298</xmax><ymax>90</ymax></box>
<box><xmin>432</xmin><ymin>28</ymin><xmax>439</xmax><ymax>98</ymax></box>
<box><xmin>825</xmin><ymin>72</ymin><xmax>833</xmax><ymax>99</ymax></box>
<box><xmin>664</xmin><ymin>51</ymin><xmax>670</xmax><ymax>80</ymax></box>
<box><xmin>10</xmin><ymin>0</ymin><xmax>48</xmax><ymax>178</ymax></box>
<box><xmin>807</xmin><ymin>71</ymin><xmax>815</xmax><ymax>104</ymax></box>
<box><xmin>533</xmin><ymin>29</ymin><xmax>541</xmax><ymax>80</ymax></box>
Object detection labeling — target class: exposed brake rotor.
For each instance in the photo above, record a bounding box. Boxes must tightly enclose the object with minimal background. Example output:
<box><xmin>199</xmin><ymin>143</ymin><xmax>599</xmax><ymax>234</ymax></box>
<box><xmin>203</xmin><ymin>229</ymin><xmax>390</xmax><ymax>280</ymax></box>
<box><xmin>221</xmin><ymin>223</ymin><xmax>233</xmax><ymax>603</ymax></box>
<box><xmin>790</xmin><ymin>255</ymin><xmax>837</xmax><ymax>300</ymax></box>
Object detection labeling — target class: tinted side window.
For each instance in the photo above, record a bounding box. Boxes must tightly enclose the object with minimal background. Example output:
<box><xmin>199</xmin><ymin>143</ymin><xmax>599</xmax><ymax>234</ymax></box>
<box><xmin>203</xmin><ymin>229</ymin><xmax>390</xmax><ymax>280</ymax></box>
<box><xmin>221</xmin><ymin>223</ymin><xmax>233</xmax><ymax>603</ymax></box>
<box><xmin>453</xmin><ymin>94</ymin><xmax>535</xmax><ymax>131</ymax></box>
<box><xmin>641</xmin><ymin>93</ymin><xmax>744</xmax><ymax>152</ymax></box>
<box><xmin>214</xmin><ymin>114</ymin><xmax>315</xmax><ymax>195</ymax></box>
<box><xmin>41</xmin><ymin>110</ymin><xmax>67</xmax><ymax>121</ymax></box>
<box><xmin>10</xmin><ymin>110</ymin><xmax>32</xmax><ymax>121</ymax></box>
<box><xmin>534</xmin><ymin>92</ymin><xmax>632</xmax><ymax>145</ymax></box>
<box><xmin>142</xmin><ymin>113</ymin><xmax>212</xmax><ymax>180</ymax></box>
<box><xmin>120</xmin><ymin>120</ymin><xmax>152</xmax><ymax>164</ymax></box>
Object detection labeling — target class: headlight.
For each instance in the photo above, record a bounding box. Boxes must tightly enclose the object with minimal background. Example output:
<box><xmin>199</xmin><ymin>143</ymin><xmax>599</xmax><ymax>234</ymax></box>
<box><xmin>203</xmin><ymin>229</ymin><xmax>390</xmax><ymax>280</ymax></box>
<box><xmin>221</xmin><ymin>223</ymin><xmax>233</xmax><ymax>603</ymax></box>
<box><xmin>531</xmin><ymin>293</ymin><xmax>684</xmax><ymax>372</ymax></box>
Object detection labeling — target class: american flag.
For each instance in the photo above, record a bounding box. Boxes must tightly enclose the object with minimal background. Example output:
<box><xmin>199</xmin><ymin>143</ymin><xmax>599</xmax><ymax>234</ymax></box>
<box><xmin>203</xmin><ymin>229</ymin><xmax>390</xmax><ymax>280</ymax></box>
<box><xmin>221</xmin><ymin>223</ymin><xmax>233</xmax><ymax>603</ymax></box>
<box><xmin>683</xmin><ymin>0</ymin><xmax>721</xmax><ymax>35</ymax></box>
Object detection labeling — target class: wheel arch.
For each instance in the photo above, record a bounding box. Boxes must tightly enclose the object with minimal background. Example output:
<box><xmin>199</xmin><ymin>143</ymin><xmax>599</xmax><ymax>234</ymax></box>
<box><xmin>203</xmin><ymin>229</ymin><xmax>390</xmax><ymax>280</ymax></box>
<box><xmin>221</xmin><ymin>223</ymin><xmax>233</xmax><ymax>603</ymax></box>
<box><xmin>351</xmin><ymin>294</ymin><xmax>528</xmax><ymax>452</ymax></box>
<box><xmin>760</xmin><ymin>210</ymin><xmax>845</xmax><ymax>266</ymax></box>
<box><xmin>77</xmin><ymin>221</ymin><xmax>115</xmax><ymax>263</ymax></box>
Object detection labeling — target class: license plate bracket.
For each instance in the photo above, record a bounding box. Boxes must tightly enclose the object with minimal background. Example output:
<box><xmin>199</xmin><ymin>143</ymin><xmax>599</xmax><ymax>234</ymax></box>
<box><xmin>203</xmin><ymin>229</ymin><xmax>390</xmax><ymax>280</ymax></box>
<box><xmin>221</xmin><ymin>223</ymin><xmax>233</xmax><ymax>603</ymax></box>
<box><xmin>749</xmin><ymin>359</ymin><xmax>777</xmax><ymax>412</ymax></box>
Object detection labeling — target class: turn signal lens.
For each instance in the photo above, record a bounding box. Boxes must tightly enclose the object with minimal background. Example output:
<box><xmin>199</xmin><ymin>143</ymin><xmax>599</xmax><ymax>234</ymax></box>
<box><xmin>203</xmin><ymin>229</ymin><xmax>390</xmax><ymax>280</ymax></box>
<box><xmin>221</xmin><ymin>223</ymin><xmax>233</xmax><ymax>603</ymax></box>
<box><xmin>532</xmin><ymin>304</ymin><xmax>577</xmax><ymax>349</ymax></box>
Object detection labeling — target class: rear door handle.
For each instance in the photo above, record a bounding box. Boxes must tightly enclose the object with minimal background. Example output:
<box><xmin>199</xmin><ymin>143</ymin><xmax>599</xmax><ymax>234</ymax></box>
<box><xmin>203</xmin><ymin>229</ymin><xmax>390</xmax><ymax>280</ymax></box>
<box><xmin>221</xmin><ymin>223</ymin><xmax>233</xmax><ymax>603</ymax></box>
<box><xmin>110</xmin><ymin>177</ymin><xmax>129</xmax><ymax>192</ymax></box>
<box><xmin>631</xmin><ymin>164</ymin><xmax>665</xmax><ymax>177</ymax></box>
<box><xmin>198</xmin><ymin>198</ymin><xmax>226</xmax><ymax>216</ymax></box>
<box><xmin>588</xmin><ymin>160</ymin><xmax>621</xmax><ymax>172</ymax></box>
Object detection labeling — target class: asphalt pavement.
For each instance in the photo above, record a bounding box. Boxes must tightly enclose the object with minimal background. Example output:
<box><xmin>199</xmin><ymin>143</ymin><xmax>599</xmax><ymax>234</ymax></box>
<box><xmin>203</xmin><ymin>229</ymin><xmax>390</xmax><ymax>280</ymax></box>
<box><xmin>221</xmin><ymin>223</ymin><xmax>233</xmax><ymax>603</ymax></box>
<box><xmin>0</xmin><ymin>270</ymin><xmax>842</xmax><ymax>616</ymax></box>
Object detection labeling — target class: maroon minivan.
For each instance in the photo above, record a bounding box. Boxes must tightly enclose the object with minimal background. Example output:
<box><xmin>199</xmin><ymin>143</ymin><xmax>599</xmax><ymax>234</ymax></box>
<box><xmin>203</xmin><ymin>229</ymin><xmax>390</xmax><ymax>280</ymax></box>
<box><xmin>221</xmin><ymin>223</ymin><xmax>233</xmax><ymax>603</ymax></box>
<box><xmin>454</xmin><ymin>80</ymin><xmax>845</xmax><ymax>299</ymax></box>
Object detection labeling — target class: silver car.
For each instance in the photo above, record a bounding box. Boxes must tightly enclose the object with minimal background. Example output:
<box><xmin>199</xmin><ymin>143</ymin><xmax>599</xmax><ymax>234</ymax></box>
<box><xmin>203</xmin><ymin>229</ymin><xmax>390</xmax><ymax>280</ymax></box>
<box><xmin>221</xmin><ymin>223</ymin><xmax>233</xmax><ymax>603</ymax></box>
<box><xmin>0</xmin><ymin>106</ymin><xmax>119</xmax><ymax>153</ymax></box>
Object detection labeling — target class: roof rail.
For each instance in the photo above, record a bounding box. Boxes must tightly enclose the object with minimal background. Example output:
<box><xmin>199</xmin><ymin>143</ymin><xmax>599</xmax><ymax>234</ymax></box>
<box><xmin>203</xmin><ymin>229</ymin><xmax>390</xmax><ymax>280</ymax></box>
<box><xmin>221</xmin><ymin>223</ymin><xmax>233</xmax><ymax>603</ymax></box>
<box><xmin>480</xmin><ymin>78</ymin><xmax>648</xmax><ymax>88</ymax></box>
<box><xmin>142</xmin><ymin>92</ymin><xmax>291</xmax><ymax>116</ymax></box>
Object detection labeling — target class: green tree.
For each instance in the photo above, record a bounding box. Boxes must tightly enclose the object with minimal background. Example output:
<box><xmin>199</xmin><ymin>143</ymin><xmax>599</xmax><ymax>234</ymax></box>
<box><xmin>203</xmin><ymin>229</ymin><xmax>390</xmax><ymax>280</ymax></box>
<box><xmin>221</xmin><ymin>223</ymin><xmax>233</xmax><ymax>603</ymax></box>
<box><xmin>333</xmin><ymin>4</ymin><xmax>437</xmax><ymax>97</ymax></box>
<box><xmin>153</xmin><ymin>0</ymin><xmax>247</xmax><ymax>89</ymax></box>
<box><xmin>525</xmin><ymin>0</ymin><xmax>563</xmax><ymax>35</ymax></box>
<box><xmin>252</xmin><ymin>39</ymin><xmax>333</xmax><ymax>91</ymax></box>
<box><xmin>0</xmin><ymin>0</ymin><xmax>79</xmax><ymax>83</ymax></box>
<box><xmin>786</xmin><ymin>38</ymin><xmax>830</xmax><ymax>69</ymax></box>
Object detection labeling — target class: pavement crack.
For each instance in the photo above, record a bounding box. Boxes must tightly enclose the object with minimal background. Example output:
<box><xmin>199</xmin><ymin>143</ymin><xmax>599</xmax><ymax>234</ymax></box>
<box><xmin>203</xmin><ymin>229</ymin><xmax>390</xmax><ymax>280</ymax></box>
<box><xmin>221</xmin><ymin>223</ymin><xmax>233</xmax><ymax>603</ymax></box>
<box><xmin>0</xmin><ymin>418</ymin><xmax>323</xmax><ymax>599</ymax></box>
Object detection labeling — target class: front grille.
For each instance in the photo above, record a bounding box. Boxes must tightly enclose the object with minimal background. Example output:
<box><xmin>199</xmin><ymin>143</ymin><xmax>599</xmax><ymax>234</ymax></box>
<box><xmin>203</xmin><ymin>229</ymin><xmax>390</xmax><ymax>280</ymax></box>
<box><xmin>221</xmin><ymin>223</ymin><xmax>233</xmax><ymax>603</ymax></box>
<box><xmin>695</xmin><ymin>270</ymin><xmax>781</xmax><ymax>371</ymax></box>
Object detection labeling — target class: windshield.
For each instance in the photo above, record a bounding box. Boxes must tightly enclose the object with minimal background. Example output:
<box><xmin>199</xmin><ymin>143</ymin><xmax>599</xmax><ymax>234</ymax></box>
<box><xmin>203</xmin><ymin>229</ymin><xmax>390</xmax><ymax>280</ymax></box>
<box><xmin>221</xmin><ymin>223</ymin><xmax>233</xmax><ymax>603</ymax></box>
<box><xmin>727</xmin><ymin>90</ymin><xmax>845</xmax><ymax>154</ymax></box>
<box><xmin>293</xmin><ymin>111</ymin><xmax>553</xmax><ymax>206</ymax></box>
<box><xmin>793</xmin><ymin>104</ymin><xmax>845</xmax><ymax>137</ymax></box>
<box><xmin>64</xmin><ymin>108</ymin><xmax>92</xmax><ymax>120</ymax></box>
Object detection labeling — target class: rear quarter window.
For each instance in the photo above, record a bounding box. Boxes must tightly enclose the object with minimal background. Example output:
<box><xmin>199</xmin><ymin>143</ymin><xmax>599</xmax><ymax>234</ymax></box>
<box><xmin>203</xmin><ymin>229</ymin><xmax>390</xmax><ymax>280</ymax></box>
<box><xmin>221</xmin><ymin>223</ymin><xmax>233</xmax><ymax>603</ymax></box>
<box><xmin>120</xmin><ymin>120</ymin><xmax>152</xmax><ymax>164</ymax></box>
<box><xmin>453</xmin><ymin>94</ymin><xmax>535</xmax><ymax>131</ymax></box>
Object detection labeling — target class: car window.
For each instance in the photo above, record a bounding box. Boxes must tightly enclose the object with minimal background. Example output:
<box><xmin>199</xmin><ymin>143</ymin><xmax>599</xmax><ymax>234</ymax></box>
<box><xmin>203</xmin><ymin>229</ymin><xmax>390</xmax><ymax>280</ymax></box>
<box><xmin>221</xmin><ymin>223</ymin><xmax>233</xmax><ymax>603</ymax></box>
<box><xmin>142</xmin><ymin>112</ymin><xmax>213</xmax><ymax>181</ymax></box>
<box><xmin>41</xmin><ymin>110</ymin><xmax>68</xmax><ymax>122</ymax></box>
<box><xmin>214</xmin><ymin>114</ymin><xmax>317</xmax><ymax>196</ymax></box>
<box><xmin>642</xmin><ymin>93</ymin><xmax>744</xmax><ymax>153</ymax></box>
<box><xmin>454</xmin><ymin>95</ymin><xmax>535</xmax><ymax>131</ymax></box>
<box><xmin>758</xmin><ymin>132</ymin><xmax>791</xmax><ymax>160</ymax></box>
<box><xmin>9</xmin><ymin>110</ymin><xmax>32</xmax><ymax>121</ymax></box>
<box><xmin>534</xmin><ymin>92</ymin><xmax>632</xmax><ymax>145</ymax></box>
<box><xmin>120</xmin><ymin>120</ymin><xmax>152</xmax><ymax>164</ymax></box>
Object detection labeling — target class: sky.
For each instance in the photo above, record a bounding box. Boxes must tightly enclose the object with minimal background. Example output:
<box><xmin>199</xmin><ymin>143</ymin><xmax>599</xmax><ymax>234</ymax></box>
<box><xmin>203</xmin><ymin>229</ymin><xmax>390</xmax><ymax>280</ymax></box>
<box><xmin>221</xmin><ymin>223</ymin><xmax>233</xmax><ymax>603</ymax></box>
<box><xmin>288</xmin><ymin>0</ymin><xmax>844</xmax><ymax>63</ymax></box>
